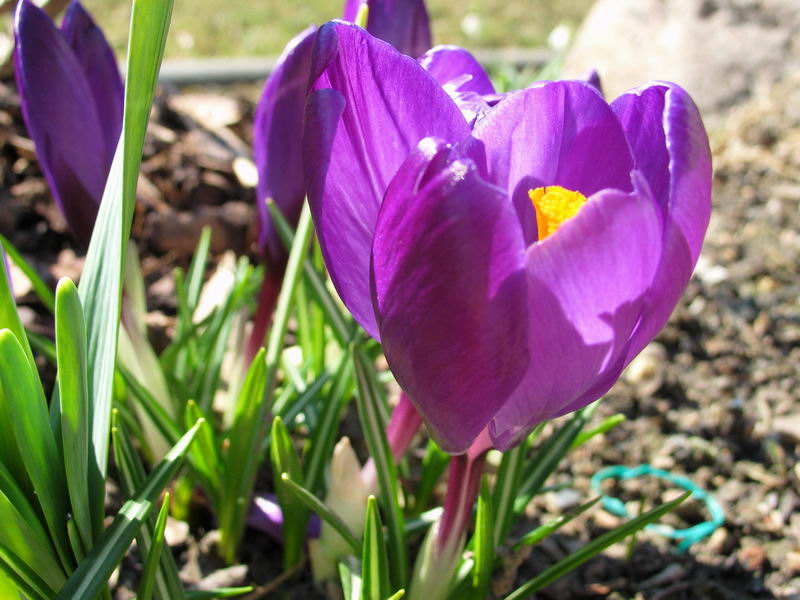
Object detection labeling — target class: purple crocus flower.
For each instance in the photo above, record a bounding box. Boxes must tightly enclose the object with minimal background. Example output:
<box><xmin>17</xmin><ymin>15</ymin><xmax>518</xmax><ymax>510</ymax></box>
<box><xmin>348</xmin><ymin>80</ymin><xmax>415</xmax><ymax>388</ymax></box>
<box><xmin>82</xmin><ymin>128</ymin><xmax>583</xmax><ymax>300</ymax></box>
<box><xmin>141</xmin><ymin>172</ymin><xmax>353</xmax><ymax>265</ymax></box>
<box><xmin>247</xmin><ymin>0</ymin><xmax>433</xmax><ymax>360</ymax></box>
<box><xmin>303</xmin><ymin>22</ymin><xmax>712</xmax><ymax>455</ymax></box>
<box><xmin>14</xmin><ymin>0</ymin><xmax>123</xmax><ymax>248</ymax></box>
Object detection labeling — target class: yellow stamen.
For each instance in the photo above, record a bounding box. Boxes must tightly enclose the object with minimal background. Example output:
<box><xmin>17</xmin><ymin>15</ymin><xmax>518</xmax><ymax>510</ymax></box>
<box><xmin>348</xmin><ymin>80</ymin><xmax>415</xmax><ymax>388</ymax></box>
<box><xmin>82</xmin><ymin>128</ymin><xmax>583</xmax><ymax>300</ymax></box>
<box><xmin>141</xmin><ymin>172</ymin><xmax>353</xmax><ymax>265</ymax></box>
<box><xmin>528</xmin><ymin>186</ymin><xmax>588</xmax><ymax>240</ymax></box>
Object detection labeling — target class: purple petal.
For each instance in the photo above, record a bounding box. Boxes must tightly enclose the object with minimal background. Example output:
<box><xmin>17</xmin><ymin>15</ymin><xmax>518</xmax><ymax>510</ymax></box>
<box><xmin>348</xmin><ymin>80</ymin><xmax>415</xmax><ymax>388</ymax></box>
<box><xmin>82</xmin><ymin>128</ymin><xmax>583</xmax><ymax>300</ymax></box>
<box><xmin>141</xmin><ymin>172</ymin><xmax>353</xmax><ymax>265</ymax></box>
<box><xmin>418</xmin><ymin>45</ymin><xmax>495</xmax><ymax>96</ymax></box>
<box><xmin>253</xmin><ymin>26</ymin><xmax>316</xmax><ymax>264</ymax></box>
<box><xmin>612</xmin><ymin>82</ymin><xmax>712</xmax><ymax>360</ymax></box>
<box><xmin>248</xmin><ymin>493</ymin><xmax>321</xmax><ymax>543</ymax></box>
<box><xmin>460</xmin><ymin>80</ymin><xmax>634</xmax><ymax>245</ymax></box>
<box><xmin>371</xmin><ymin>143</ymin><xmax>528</xmax><ymax>454</ymax></box>
<box><xmin>14</xmin><ymin>0</ymin><xmax>109</xmax><ymax>246</ymax></box>
<box><xmin>343</xmin><ymin>0</ymin><xmax>432</xmax><ymax>57</ymax></box>
<box><xmin>304</xmin><ymin>21</ymin><xmax>469</xmax><ymax>338</ymax></box>
<box><xmin>583</xmin><ymin>68</ymin><xmax>603</xmax><ymax>97</ymax></box>
<box><xmin>418</xmin><ymin>45</ymin><xmax>496</xmax><ymax>126</ymax></box>
<box><xmin>60</xmin><ymin>0</ymin><xmax>123</xmax><ymax>161</ymax></box>
<box><xmin>489</xmin><ymin>174</ymin><xmax>662</xmax><ymax>451</ymax></box>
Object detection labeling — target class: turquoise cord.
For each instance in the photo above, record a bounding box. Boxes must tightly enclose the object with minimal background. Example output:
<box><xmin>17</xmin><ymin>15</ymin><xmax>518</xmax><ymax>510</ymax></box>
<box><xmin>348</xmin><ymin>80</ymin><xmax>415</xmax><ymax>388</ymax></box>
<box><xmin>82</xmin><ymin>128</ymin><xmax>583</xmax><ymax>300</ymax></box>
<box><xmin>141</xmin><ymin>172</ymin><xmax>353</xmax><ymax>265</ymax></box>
<box><xmin>590</xmin><ymin>464</ymin><xmax>724</xmax><ymax>553</ymax></box>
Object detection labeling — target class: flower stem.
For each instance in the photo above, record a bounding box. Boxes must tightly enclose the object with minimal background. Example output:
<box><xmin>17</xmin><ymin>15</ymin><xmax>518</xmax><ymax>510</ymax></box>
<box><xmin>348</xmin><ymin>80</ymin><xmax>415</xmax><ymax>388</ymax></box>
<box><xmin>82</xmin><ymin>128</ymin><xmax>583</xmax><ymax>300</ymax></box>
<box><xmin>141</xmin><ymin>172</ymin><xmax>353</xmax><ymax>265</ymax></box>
<box><xmin>409</xmin><ymin>429</ymin><xmax>493</xmax><ymax>600</ymax></box>
<box><xmin>245</xmin><ymin>265</ymin><xmax>284</xmax><ymax>362</ymax></box>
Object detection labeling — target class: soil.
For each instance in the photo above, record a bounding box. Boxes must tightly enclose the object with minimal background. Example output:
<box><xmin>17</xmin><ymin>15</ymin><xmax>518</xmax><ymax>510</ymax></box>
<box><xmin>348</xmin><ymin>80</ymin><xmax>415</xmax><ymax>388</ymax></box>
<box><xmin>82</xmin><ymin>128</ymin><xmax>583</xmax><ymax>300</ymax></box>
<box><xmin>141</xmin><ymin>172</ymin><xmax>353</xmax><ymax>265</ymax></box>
<box><xmin>1</xmin><ymin>66</ymin><xmax>799</xmax><ymax>599</ymax></box>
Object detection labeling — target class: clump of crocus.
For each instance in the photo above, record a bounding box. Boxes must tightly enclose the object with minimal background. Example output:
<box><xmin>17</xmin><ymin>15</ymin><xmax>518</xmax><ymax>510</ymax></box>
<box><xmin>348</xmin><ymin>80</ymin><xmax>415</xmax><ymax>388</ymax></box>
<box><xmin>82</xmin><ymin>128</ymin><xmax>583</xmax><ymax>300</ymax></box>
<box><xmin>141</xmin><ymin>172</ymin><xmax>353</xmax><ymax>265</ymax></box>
<box><xmin>14</xmin><ymin>0</ymin><xmax>123</xmax><ymax>247</ymax></box>
<box><xmin>247</xmin><ymin>0</ymin><xmax>432</xmax><ymax>359</ymax></box>
<box><xmin>303</xmin><ymin>21</ymin><xmax>712</xmax><ymax>595</ymax></box>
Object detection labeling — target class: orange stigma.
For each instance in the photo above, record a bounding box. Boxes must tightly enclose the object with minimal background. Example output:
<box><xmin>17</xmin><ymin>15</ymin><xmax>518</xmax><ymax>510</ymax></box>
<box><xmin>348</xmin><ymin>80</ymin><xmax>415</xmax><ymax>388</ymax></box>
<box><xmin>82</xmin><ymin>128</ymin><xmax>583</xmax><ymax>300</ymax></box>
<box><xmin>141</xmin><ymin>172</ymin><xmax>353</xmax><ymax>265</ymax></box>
<box><xmin>528</xmin><ymin>186</ymin><xmax>588</xmax><ymax>240</ymax></box>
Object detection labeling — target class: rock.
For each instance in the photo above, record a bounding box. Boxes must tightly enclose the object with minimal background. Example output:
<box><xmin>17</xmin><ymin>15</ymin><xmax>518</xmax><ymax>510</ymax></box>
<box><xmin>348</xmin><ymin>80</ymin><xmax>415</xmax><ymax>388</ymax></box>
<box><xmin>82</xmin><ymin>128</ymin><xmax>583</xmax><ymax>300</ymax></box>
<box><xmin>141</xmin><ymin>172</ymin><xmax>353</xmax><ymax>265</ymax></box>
<box><xmin>545</xmin><ymin>488</ymin><xmax>583</xmax><ymax>513</ymax></box>
<box><xmin>168</xmin><ymin>93</ymin><xmax>244</xmax><ymax>129</ymax></box>
<box><xmin>787</xmin><ymin>551</ymin><xmax>800</xmax><ymax>574</ymax></box>
<box><xmin>623</xmin><ymin>342</ymin><xmax>667</xmax><ymax>396</ymax></box>
<box><xmin>164</xmin><ymin>516</ymin><xmax>189</xmax><ymax>547</ymax></box>
<box><xmin>775</xmin><ymin>413</ymin><xmax>800</xmax><ymax>444</ymax></box>
<box><xmin>563</xmin><ymin>0</ymin><xmax>800</xmax><ymax>113</ymax></box>
<box><xmin>638</xmin><ymin>564</ymin><xmax>688</xmax><ymax>590</ymax></box>
<box><xmin>739</xmin><ymin>544</ymin><xmax>768</xmax><ymax>572</ymax></box>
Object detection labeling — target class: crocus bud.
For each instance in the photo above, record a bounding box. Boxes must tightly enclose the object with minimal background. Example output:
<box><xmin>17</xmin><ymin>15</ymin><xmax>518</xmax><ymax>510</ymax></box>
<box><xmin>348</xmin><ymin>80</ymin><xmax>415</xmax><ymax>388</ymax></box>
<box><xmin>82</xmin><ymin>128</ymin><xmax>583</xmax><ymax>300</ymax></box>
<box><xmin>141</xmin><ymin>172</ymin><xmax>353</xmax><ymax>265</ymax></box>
<box><xmin>14</xmin><ymin>0</ymin><xmax>123</xmax><ymax>247</ymax></box>
<box><xmin>311</xmin><ymin>437</ymin><xmax>369</xmax><ymax>582</ymax></box>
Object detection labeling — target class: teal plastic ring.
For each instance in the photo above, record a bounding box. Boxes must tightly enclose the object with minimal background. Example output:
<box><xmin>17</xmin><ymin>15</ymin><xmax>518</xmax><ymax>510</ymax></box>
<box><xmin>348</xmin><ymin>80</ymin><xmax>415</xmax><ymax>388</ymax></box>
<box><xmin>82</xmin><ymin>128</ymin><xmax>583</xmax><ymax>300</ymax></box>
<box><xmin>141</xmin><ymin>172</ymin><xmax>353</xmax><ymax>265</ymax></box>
<box><xmin>590</xmin><ymin>464</ymin><xmax>724</xmax><ymax>553</ymax></box>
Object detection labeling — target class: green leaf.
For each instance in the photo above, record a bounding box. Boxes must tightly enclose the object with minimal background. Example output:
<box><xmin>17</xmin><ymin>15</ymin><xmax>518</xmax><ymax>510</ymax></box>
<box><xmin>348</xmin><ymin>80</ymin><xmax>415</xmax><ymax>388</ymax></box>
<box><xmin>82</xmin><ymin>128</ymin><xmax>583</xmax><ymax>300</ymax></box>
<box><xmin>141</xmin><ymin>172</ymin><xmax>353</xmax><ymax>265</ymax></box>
<box><xmin>185</xmin><ymin>226</ymin><xmax>212</xmax><ymax>310</ymax></box>
<box><xmin>361</xmin><ymin>496</ymin><xmax>390</xmax><ymax>600</ymax></box>
<box><xmin>138</xmin><ymin>493</ymin><xmax>171</xmax><ymax>600</ymax></box>
<box><xmin>338</xmin><ymin>557</ymin><xmax>360</xmax><ymax>600</ymax></box>
<box><xmin>303</xmin><ymin>349</ymin><xmax>352</xmax><ymax>495</ymax></box>
<box><xmin>218</xmin><ymin>204</ymin><xmax>314</xmax><ymax>563</ymax></box>
<box><xmin>56</xmin><ymin>419</ymin><xmax>202</xmax><ymax>600</ymax></box>
<box><xmin>112</xmin><ymin>411</ymin><xmax>185</xmax><ymax>600</ymax></box>
<box><xmin>184</xmin><ymin>588</ymin><xmax>254</xmax><ymax>599</ymax></box>
<box><xmin>513</xmin><ymin>407</ymin><xmax>595</xmax><ymax>517</ymax></box>
<box><xmin>471</xmin><ymin>477</ymin><xmax>494</xmax><ymax>600</ymax></box>
<box><xmin>0</xmin><ymin>482</ymin><xmax>66</xmax><ymax>593</ymax></box>
<box><xmin>0</xmin><ymin>542</ymin><xmax>53</xmax><ymax>600</ymax></box>
<box><xmin>353</xmin><ymin>346</ymin><xmax>407</xmax><ymax>586</ymax></box>
<box><xmin>56</xmin><ymin>278</ymin><xmax>94</xmax><ymax>550</ymax></box>
<box><xmin>218</xmin><ymin>348</ymin><xmax>268</xmax><ymax>564</ymax></box>
<box><xmin>0</xmin><ymin>234</ymin><xmax>55</xmax><ymax>312</ymax></box>
<box><xmin>0</xmin><ymin>569</ymin><xmax>20</xmax><ymax>600</ymax></box>
<box><xmin>570</xmin><ymin>413</ymin><xmax>626</xmax><ymax>449</ymax></box>
<box><xmin>493</xmin><ymin>430</ymin><xmax>536</xmax><ymax>546</ymax></box>
<box><xmin>513</xmin><ymin>496</ymin><xmax>600</xmax><ymax>550</ymax></box>
<box><xmin>270</xmin><ymin>416</ymin><xmax>308</xmax><ymax>569</ymax></box>
<box><xmin>386</xmin><ymin>591</ymin><xmax>406</xmax><ymax>600</ymax></box>
<box><xmin>78</xmin><ymin>0</ymin><xmax>173</xmax><ymax>486</ymax></box>
<box><xmin>0</xmin><ymin>329</ymin><xmax>72</xmax><ymax>571</ymax></box>
<box><xmin>0</xmin><ymin>248</ymin><xmax>38</xmax><ymax>370</ymax></box>
<box><xmin>266</xmin><ymin>199</ymin><xmax>353</xmax><ymax>345</ymax></box>
<box><xmin>504</xmin><ymin>492</ymin><xmax>691</xmax><ymax>600</ymax></box>
<box><xmin>184</xmin><ymin>399</ymin><xmax>222</xmax><ymax>505</ymax></box>
<box><xmin>412</xmin><ymin>440</ymin><xmax>450</xmax><ymax>516</ymax></box>
<box><xmin>280</xmin><ymin>473</ymin><xmax>361</xmax><ymax>554</ymax></box>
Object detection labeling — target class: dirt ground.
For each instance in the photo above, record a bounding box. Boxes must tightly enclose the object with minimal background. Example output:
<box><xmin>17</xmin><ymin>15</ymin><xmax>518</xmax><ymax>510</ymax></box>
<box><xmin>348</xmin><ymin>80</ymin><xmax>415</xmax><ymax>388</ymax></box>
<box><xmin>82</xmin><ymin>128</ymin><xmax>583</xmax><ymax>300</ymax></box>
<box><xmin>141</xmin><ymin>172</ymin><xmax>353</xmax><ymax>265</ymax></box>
<box><xmin>1</xmin><ymin>65</ymin><xmax>799</xmax><ymax>599</ymax></box>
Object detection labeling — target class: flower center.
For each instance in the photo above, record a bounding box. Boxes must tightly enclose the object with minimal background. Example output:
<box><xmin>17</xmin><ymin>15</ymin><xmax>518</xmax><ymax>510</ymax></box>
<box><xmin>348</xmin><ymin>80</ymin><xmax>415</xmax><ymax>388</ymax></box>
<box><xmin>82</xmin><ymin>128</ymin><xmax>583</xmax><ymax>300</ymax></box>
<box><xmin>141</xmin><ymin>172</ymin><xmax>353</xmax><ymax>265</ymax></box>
<box><xmin>528</xmin><ymin>186</ymin><xmax>588</xmax><ymax>240</ymax></box>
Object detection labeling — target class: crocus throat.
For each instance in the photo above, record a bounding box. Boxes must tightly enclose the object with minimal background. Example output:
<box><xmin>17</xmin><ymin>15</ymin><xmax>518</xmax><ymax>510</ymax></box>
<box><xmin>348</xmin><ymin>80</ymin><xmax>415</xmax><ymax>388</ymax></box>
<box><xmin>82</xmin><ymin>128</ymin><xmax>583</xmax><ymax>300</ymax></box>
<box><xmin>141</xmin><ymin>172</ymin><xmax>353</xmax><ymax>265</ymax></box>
<box><xmin>529</xmin><ymin>186</ymin><xmax>588</xmax><ymax>240</ymax></box>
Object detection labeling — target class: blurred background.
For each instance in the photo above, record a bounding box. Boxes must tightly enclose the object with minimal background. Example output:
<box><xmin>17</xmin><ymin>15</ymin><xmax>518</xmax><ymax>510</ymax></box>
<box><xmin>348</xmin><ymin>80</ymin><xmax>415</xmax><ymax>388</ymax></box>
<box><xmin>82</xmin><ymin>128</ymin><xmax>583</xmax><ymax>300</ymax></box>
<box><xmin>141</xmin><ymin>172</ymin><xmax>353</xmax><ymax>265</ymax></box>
<box><xmin>81</xmin><ymin>0</ymin><xmax>593</xmax><ymax>57</ymax></box>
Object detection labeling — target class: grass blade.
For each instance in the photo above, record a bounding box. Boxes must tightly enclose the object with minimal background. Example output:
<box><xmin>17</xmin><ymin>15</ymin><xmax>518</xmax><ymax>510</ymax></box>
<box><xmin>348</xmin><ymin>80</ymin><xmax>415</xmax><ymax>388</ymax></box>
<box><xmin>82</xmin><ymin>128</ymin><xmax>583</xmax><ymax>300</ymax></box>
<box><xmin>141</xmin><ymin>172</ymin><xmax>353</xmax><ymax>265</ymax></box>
<box><xmin>218</xmin><ymin>348</ymin><xmax>267</xmax><ymax>563</ymax></box>
<box><xmin>0</xmin><ymin>234</ymin><xmax>55</xmax><ymax>312</ymax></box>
<box><xmin>412</xmin><ymin>440</ymin><xmax>450</xmax><ymax>516</ymax></box>
<box><xmin>0</xmin><ymin>484</ymin><xmax>65</xmax><ymax>593</ymax></box>
<box><xmin>55</xmin><ymin>278</ymin><xmax>93</xmax><ymax>549</ymax></box>
<box><xmin>471</xmin><ymin>477</ymin><xmax>494</xmax><ymax>600</ymax></box>
<box><xmin>0</xmin><ymin>329</ymin><xmax>72</xmax><ymax>571</ymax></box>
<box><xmin>513</xmin><ymin>497</ymin><xmax>600</xmax><ymax>550</ymax></box>
<box><xmin>56</xmin><ymin>419</ymin><xmax>202</xmax><ymax>599</ymax></box>
<box><xmin>513</xmin><ymin>408</ymin><xmax>595</xmax><ymax>517</ymax></box>
<box><xmin>0</xmin><ymin>543</ymin><xmax>53</xmax><ymax>600</ymax></box>
<box><xmin>504</xmin><ymin>492</ymin><xmax>691</xmax><ymax>600</ymax></box>
<box><xmin>280</xmin><ymin>473</ymin><xmax>361</xmax><ymax>554</ymax></box>
<box><xmin>138</xmin><ymin>493</ymin><xmax>171</xmax><ymax>600</ymax></box>
<box><xmin>270</xmin><ymin>417</ymin><xmax>308</xmax><ymax>569</ymax></box>
<box><xmin>570</xmin><ymin>413</ymin><xmax>626</xmax><ymax>449</ymax></box>
<box><xmin>184</xmin><ymin>588</ymin><xmax>254</xmax><ymax>599</ymax></box>
<box><xmin>112</xmin><ymin>411</ymin><xmax>185</xmax><ymax>599</ymax></box>
<box><xmin>218</xmin><ymin>203</ymin><xmax>314</xmax><ymax>562</ymax></box>
<box><xmin>352</xmin><ymin>346</ymin><xmax>407</xmax><ymax>587</ymax></box>
<box><xmin>361</xmin><ymin>496</ymin><xmax>390</xmax><ymax>600</ymax></box>
<box><xmin>266</xmin><ymin>199</ymin><xmax>353</xmax><ymax>345</ymax></box>
<box><xmin>303</xmin><ymin>349</ymin><xmax>352</xmax><ymax>495</ymax></box>
<box><xmin>78</xmin><ymin>0</ymin><xmax>173</xmax><ymax>484</ymax></box>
